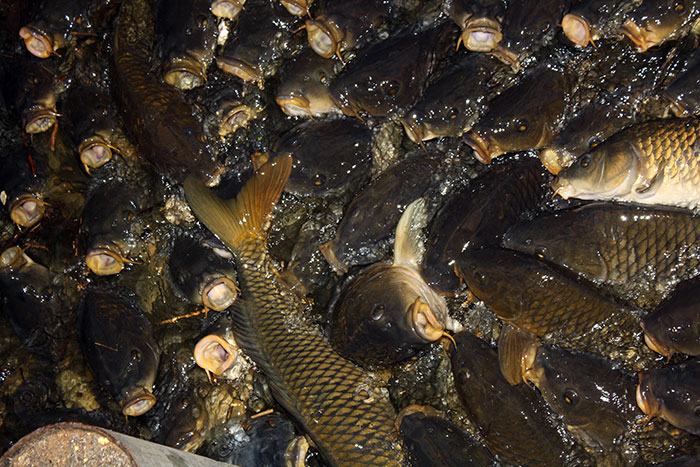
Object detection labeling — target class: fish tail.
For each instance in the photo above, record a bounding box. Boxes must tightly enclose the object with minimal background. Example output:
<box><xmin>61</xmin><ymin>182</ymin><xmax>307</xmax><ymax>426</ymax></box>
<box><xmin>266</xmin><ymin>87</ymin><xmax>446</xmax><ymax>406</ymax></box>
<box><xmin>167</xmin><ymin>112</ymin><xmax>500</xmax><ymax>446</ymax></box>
<box><xmin>184</xmin><ymin>154</ymin><xmax>293</xmax><ymax>252</ymax></box>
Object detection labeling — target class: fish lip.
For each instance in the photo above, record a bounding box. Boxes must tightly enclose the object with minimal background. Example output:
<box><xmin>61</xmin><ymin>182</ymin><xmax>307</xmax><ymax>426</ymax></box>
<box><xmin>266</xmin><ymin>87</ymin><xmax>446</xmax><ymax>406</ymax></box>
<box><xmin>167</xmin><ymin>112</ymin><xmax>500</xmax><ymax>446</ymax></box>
<box><xmin>539</xmin><ymin>147</ymin><xmax>565</xmax><ymax>175</ymax></box>
<box><xmin>618</xmin><ymin>19</ymin><xmax>654</xmax><ymax>52</ymax></box>
<box><xmin>463</xmin><ymin>18</ymin><xmax>502</xmax><ymax>52</ymax></box>
<box><xmin>23</xmin><ymin>106</ymin><xmax>58</xmax><ymax>134</ymax></box>
<box><xmin>9</xmin><ymin>194</ymin><xmax>45</xmax><ymax>228</ymax></box>
<box><xmin>164</xmin><ymin>58</ymin><xmax>207</xmax><ymax>90</ymax></box>
<box><xmin>79</xmin><ymin>138</ymin><xmax>113</xmax><ymax>170</ymax></box>
<box><xmin>217</xmin><ymin>57</ymin><xmax>263</xmax><ymax>84</ymax></box>
<box><xmin>399</xmin><ymin>116</ymin><xmax>426</xmax><ymax>144</ymax></box>
<box><xmin>211</xmin><ymin>0</ymin><xmax>245</xmax><ymax>18</ymax></box>
<box><xmin>641</xmin><ymin>321</ymin><xmax>673</xmax><ymax>358</ymax></box>
<box><xmin>218</xmin><ymin>103</ymin><xmax>255</xmax><ymax>135</ymax></box>
<box><xmin>275</xmin><ymin>95</ymin><xmax>313</xmax><ymax>118</ymax></box>
<box><xmin>550</xmin><ymin>176</ymin><xmax>577</xmax><ymax>200</ymax></box>
<box><xmin>280</xmin><ymin>0</ymin><xmax>308</xmax><ymax>16</ymax></box>
<box><xmin>194</xmin><ymin>334</ymin><xmax>238</xmax><ymax>375</ymax></box>
<box><xmin>561</xmin><ymin>13</ymin><xmax>592</xmax><ymax>47</ymax></box>
<box><xmin>410</xmin><ymin>297</ymin><xmax>444</xmax><ymax>342</ymax></box>
<box><xmin>19</xmin><ymin>26</ymin><xmax>53</xmax><ymax>58</ymax></box>
<box><xmin>0</xmin><ymin>246</ymin><xmax>30</xmax><ymax>269</ymax></box>
<box><xmin>306</xmin><ymin>19</ymin><xmax>339</xmax><ymax>59</ymax></box>
<box><xmin>201</xmin><ymin>277</ymin><xmax>238</xmax><ymax>311</ymax></box>
<box><xmin>121</xmin><ymin>389</ymin><xmax>157</xmax><ymax>416</ymax></box>
<box><xmin>636</xmin><ymin>373</ymin><xmax>662</xmax><ymax>418</ymax></box>
<box><xmin>85</xmin><ymin>247</ymin><xmax>124</xmax><ymax>275</ymax></box>
<box><xmin>319</xmin><ymin>240</ymin><xmax>348</xmax><ymax>275</ymax></box>
<box><xmin>490</xmin><ymin>44</ymin><xmax>520</xmax><ymax>71</ymax></box>
<box><xmin>463</xmin><ymin>131</ymin><xmax>494</xmax><ymax>164</ymax></box>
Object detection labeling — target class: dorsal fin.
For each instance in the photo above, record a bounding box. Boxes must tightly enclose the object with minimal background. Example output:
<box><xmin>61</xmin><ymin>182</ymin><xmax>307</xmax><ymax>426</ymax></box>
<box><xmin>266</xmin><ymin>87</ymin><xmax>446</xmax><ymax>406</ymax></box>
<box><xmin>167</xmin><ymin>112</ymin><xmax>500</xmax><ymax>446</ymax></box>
<box><xmin>394</xmin><ymin>198</ymin><xmax>428</xmax><ymax>270</ymax></box>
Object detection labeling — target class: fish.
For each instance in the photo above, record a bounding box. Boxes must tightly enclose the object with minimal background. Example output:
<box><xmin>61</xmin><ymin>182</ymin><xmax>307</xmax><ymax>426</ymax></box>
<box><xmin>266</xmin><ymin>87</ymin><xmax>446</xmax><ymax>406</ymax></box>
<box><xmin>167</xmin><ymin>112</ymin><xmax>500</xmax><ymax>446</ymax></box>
<box><xmin>637</xmin><ymin>359</ymin><xmax>700</xmax><ymax>436</ymax></box>
<box><xmin>159</xmin><ymin>388</ymin><xmax>209</xmax><ymax>452</ymax></box>
<box><xmin>423</xmin><ymin>156</ymin><xmax>550</xmax><ymax>293</ymax></box>
<box><xmin>642</xmin><ymin>277</ymin><xmax>700</xmax><ymax>357</ymax></box>
<box><xmin>330</xmin><ymin>23</ymin><xmax>453</xmax><ymax>118</ymax></box>
<box><xmin>552</xmin><ymin>118</ymin><xmax>700</xmax><ymax>209</ymax></box>
<box><xmin>503</xmin><ymin>203</ymin><xmax>700</xmax><ymax>309</ymax></box>
<box><xmin>618</xmin><ymin>0</ymin><xmax>700</xmax><ymax>52</ymax></box>
<box><xmin>449</xmin><ymin>331</ymin><xmax>567</xmax><ymax>466</ymax></box>
<box><xmin>168</xmin><ymin>235</ymin><xmax>238</xmax><ymax>312</ymax></box>
<box><xmin>397</xmin><ymin>405</ymin><xmax>496</xmax><ymax>467</ymax></box>
<box><xmin>184</xmin><ymin>154</ymin><xmax>404</xmax><ymax>465</ymax></box>
<box><xmin>305</xmin><ymin>0</ymin><xmax>390</xmax><ymax>60</ymax></box>
<box><xmin>271</xmin><ymin>119</ymin><xmax>372</xmax><ymax>198</ymax></box>
<box><xmin>193</xmin><ymin>314</ymin><xmax>248</xmax><ymax>379</ymax></box>
<box><xmin>456</xmin><ymin>247</ymin><xmax>640</xmax><ymax>359</ymax></box>
<box><xmin>331</xmin><ymin>198</ymin><xmax>454</xmax><ymax>367</ymax></box>
<box><xmin>79</xmin><ymin>287</ymin><xmax>160</xmax><ymax>416</ymax></box>
<box><xmin>663</xmin><ymin>49</ymin><xmax>700</xmax><ymax>118</ymax></box>
<box><xmin>401</xmin><ymin>53</ymin><xmax>506</xmax><ymax>143</ymax></box>
<box><xmin>280</xmin><ymin>0</ymin><xmax>313</xmax><ymax>16</ymax></box>
<box><xmin>6</xmin><ymin>55</ymin><xmax>62</xmax><ymax>134</ymax></box>
<box><xmin>561</xmin><ymin>0</ymin><xmax>643</xmax><ymax>47</ymax></box>
<box><xmin>320</xmin><ymin>153</ymin><xmax>442</xmax><ymax>274</ymax></box>
<box><xmin>446</xmin><ymin>0</ymin><xmax>506</xmax><ymax>52</ymax></box>
<box><xmin>523</xmin><ymin>344</ymin><xmax>640</xmax><ymax>463</ymax></box>
<box><xmin>463</xmin><ymin>66</ymin><xmax>571</xmax><ymax>163</ymax></box>
<box><xmin>275</xmin><ymin>48</ymin><xmax>341</xmax><ymax>118</ymax></box>
<box><xmin>211</xmin><ymin>0</ymin><xmax>245</xmax><ymax>18</ymax></box>
<box><xmin>19</xmin><ymin>0</ymin><xmax>92</xmax><ymax>58</ymax></box>
<box><xmin>112</xmin><ymin>0</ymin><xmax>219</xmax><ymax>183</ymax></box>
<box><xmin>0</xmin><ymin>142</ymin><xmax>49</xmax><ymax>229</ymax></box>
<box><xmin>155</xmin><ymin>0</ymin><xmax>218</xmax><ymax>90</ymax></box>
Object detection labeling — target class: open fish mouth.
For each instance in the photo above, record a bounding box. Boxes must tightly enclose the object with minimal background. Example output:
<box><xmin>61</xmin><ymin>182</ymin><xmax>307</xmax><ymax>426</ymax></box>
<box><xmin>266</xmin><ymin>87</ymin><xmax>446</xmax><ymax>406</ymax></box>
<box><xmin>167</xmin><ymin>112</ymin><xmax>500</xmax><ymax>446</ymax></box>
<box><xmin>410</xmin><ymin>297</ymin><xmax>444</xmax><ymax>342</ymax></box>
<box><xmin>562</xmin><ymin>13</ymin><xmax>593</xmax><ymax>47</ymax></box>
<box><xmin>211</xmin><ymin>0</ymin><xmax>245</xmax><ymax>18</ymax></box>
<box><xmin>306</xmin><ymin>19</ymin><xmax>339</xmax><ymax>59</ymax></box>
<box><xmin>10</xmin><ymin>194</ymin><xmax>45</xmax><ymax>228</ymax></box>
<box><xmin>194</xmin><ymin>334</ymin><xmax>238</xmax><ymax>376</ymax></box>
<box><xmin>399</xmin><ymin>116</ymin><xmax>426</xmax><ymax>144</ymax></box>
<box><xmin>164</xmin><ymin>58</ymin><xmax>207</xmax><ymax>90</ymax></box>
<box><xmin>80</xmin><ymin>138</ymin><xmax>113</xmax><ymax>170</ymax></box>
<box><xmin>23</xmin><ymin>107</ymin><xmax>58</xmax><ymax>134</ymax></box>
<box><xmin>202</xmin><ymin>277</ymin><xmax>238</xmax><ymax>311</ymax></box>
<box><xmin>0</xmin><ymin>246</ymin><xmax>31</xmax><ymax>269</ymax></box>
<box><xmin>636</xmin><ymin>373</ymin><xmax>662</xmax><ymax>418</ymax></box>
<box><xmin>217</xmin><ymin>57</ymin><xmax>263</xmax><ymax>84</ymax></box>
<box><xmin>641</xmin><ymin>321</ymin><xmax>673</xmax><ymax>358</ymax></box>
<box><xmin>19</xmin><ymin>26</ymin><xmax>53</xmax><ymax>58</ymax></box>
<box><xmin>276</xmin><ymin>95</ymin><xmax>313</xmax><ymax>118</ymax></box>
<box><xmin>121</xmin><ymin>389</ymin><xmax>157</xmax><ymax>416</ymax></box>
<box><xmin>463</xmin><ymin>131</ymin><xmax>494</xmax><ymax>164</ymax></box>
<box><xmin>280</xmin><ymin>0</ymin><xmax>309</xmax><ymax>16</ymax></box>
<box><xmin>463</xmin><ymin>18</ymin><xmax>502</xmax><ymax>52</ymax></box>
<box><xmin>85</xmin><ymin>247</ymin><xmax>125</xmax><ymax>275</ymax></box>
<box><xmin>550</xmin><ymin>177</ymin><xmax>578</xmax><ymax>200</ymax></box>
<box><xmin>219</xmin><ymin>103</ymin><xmax>255</xmax><ymax>135</ymax></box>
<box><xmin>618</xmin><ymin>19</ymin><xmax>657</xmax><ymax>52</ymax></box>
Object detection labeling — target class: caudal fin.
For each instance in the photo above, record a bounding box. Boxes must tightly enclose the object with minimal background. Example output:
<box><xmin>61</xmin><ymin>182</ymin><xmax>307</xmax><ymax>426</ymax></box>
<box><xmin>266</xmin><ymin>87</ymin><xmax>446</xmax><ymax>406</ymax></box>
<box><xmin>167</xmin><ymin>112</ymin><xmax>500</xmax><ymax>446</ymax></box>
<box><xmin>184</xmin><ymin>154</ymin><xmax>293</xmax><ymax>252</ymax></box>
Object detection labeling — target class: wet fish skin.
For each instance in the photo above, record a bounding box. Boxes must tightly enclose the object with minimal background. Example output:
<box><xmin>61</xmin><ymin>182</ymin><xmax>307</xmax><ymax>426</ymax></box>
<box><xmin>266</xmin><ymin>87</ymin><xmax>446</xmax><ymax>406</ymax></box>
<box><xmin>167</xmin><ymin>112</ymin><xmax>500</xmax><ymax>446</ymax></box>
<box><xmin>552</xmin><ymin>118</ymin><xmax>700</xmax><ymax>209</ymax></box>
<box><xmin>642</xmin><ymin>277</ymin><xmax>700</xmax><ymax>357</ymax></box>
<box><xmin>619</xmin><ymin>0</ymin><xmax>700</xmax><ymax>52</ymax></box>
<box><xmin>464</xmin><ymin>67</ymin><xmax>570</xmax><ymax>163</ymax></box>
<box><xmin>80</xmin><ymin>287</ymin><xmax>160</xmax><ymax>417</ymax></box>
<box><xmin>112</xmin><ymin>0</ymin><xmax>218</xmax><ymax>182</ymax></box>
<box><xmin>502</xmin><ymin>203</ymin><xmax>700</xmax><ymax>309</ymax></box>
<box><xmin>184</xmin><ymin>155</ymin><xmax>404</xmax><ymax>466</ymax></box>
<box><xmin>561</xmin><ymin>0</ymin><xmax>643</xmax><ymax>47</ymax></box>
<box><xmin>449</xmin><ymin>331</ymin><xmax>567</xmax><ymax>466</ymax></box>
<box><xmin>637</xmin><ymin>359</ymin><xmax>700</xmax><ymax>436</ymax></box>
<box><xmin>456</xmin><ymin>247</ymin><xmax>639</xmax><ymax>356</ymax></box>
<box><xmin>525</xmin><ymin>345</ymin><xmax>640</xmax><ymax>461</ymax></box>
<box><xmin>19</xmin><ymin>0</ymin><xmax>91</xmax><ymax>58</ymax></box>
<box><xmin>423</xmin><ymin>156</ymin><xmax>550</xmax><ymax>293</ymax></box>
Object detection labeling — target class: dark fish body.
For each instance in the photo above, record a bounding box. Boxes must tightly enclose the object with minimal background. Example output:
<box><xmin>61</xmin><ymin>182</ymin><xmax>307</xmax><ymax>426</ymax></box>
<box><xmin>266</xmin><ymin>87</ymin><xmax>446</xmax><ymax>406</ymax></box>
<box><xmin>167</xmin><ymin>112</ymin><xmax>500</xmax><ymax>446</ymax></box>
<box><xmin>503</xmin><ymin>203</ymin><xmax>700</xmax><ymax>309</ymax></box>
<box><xmin>524</xmin><ymin>345</ymin><xmax>640</xmax><ymax>463</ymax></box>
<box><xmin>464</xmin><ymin>66</ymin><xmax>571</xmax><ymax>163</ymax></box>
<box><xmin>184</xmin><ymin>156</ymin><xmax>403</xmax><ymax>465</ymax></box>
<box><xmin>447</xmin><ymin>0</ymin><xmax>506</xmax><ymax>52</ymax></box>
<box><xmin>112</xmin><ymin>0</ymin><xmax>217</xmax><ymax>182</ymax></box>
<box><xmin>19</xmin><ymin>0</ymin><xmax>91</xmax><ymax>58</ymax></box>
<box><xmin>82</xmin><ymin>179</ymin><xmax>155</xmax><ymax>275</ymax></box>
<box><xmin>401</xmin><ymin>53</ymin><xmax>503</xmax><ymax>143</ymax></box>
<box><xmin>80</xmin><ymin>287</ymin><xmax>159</xmax><ymax>416</ymax></box>
<box><xmin>619</xmin><ymin>0</ymin><xmax>700</xmax><ymax>52</ymax></box>
<box><xmin>158</xmin><ymin>388</ymin><xmax>209</xmax><ymax>451</ymax></box>
<box><xmin>272</xmin><ymin>119</ymin><xmax>372</xmax><ymax>197</ymax></box>
<box><xmin>423</xmin><ymin>156</ymin><xmax>550</xmax><ymax>293</ymax></box>
<box><xmin>456</xmin><ymin>247</ymin><xmax>639</xmax><ymax>357</ymax></box>
<box><xmin>330</xmin><ymin>23</ymin><xmax>454</xmax><ymax>118</ymax></box>
<box><xmin>553</xmin><ymin>118</ymin><xmax>700</xmax><ymax>209</ymax></box>
<box><xmin>449</xmin><ymin>331</ymin><xmax>567</xmax><ymax>466</ymax></box>
<box><xmin>0</xmin><ymin>142</ymin><xmax>49</xmax><ymax>228</ymax></box>
<box><xmin>320</xmin><ymin>153</ymin><xmax>442</xmax><ymax>274</ymax></box>
<box><xmin>398</xmin><ymin>405</ymin><xmax>496</xmax><ymax>467</ymax></box>
<box><xmin>168</xmin><ymin>236</ymin><xmax>238</xmax><ymax>311</ymax></box>
<box><xmin>155</xmin><ymin>0</ymin><xmax>217</xmax><ymax>90</ymax></box>
<box><xmin>6</xmin><ymin>55</ymin><xmax>61</xmax><ymax>134</ymax></box>
<box><xmin>664</xmin><ymin>50</ymin><xmax>700</xmax><ymax>118</ymax></box>
<box><xmin>642</xmin><ymin>277</ymin><xmax>700</xmax><ymax>357</ymax></box>
<box><xmin>637</xmin><ymin>359</ymin><xmax>700</xmax><ymax>436</ymax></box>
<box><xmin>562</xmin><ymin>0</ymin><xmax>642</xmax><ymax>47</ymax></box>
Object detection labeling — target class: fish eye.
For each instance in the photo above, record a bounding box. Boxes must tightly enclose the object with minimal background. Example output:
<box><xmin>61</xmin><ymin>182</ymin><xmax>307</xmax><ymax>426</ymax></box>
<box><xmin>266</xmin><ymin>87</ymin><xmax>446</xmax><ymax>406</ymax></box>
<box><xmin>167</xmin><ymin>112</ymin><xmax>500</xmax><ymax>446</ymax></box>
<box><xmin>516</xmin><ymin>120</ymin><xmax>528</xmax><ymax>132</ymax></box>
<box><xmin>562</xmin><ymin>389</ymin><xmax>579</xmax><ymax>406</ymax></box>
<box><xmin>383</xmin><ymin>80</ymin><xmax>400</xmax><ymax>97</ymax></box>
<box><xmin>318</xmin><ymin>72</ymin><xmax>328</xmax><ymax>84</ymax></box>
<box><xmin>579</xmin><ymin>153</ymin><xmax>592</xmax><ymax>168</ymax></box>
<box><xmin>449</xmin><ymin>107</ymin><xmax>459</xmax><ymax>119</ymax></box>
<box><xmin>312</xmin><ymin>173</ymin><xmax>326</xmax><ymax>186</ymax></box>
<box><xmin>674</xmin><ymin>1</ymin><xmax>685</xmax><ymax>12</ymax></box>
<box><xmin>587</xmin><ymin>136</ymin><xmax>601</xmax><ymax>148</ymax></box>
<box><xmin>371</xmin><ymin>304</ymin><xmax>385</xmax><ymax>321</ymax></box>
<box><xmin>131</xmin><ymin>349</ymin><xmax>142</xmax><ymax>362</ymax></box>
<box><xmin>535</xmin><ymin>246</ymin><xmax>548</xmax><ymax>259</ymax></box>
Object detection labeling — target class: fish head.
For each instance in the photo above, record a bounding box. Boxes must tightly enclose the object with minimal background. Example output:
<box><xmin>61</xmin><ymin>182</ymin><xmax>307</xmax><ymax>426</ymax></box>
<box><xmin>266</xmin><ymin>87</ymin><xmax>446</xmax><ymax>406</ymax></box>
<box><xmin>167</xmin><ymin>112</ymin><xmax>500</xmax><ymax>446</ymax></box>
<box><xmin>642</xmin><ymin>301</ymin><xmax>700</xmax><ymax>357</ymax></box>
<box><xmin>618</xmin><ymin>1</ymin><xmax>697</xmax><ymax>51</ymax></box>
<box><xmin>217</xmin><ymin>100</ymin><xmax>256</xmax><ymax>136</ymax></box>
<box><xmin>552</xmin><ymin>142</ymin><xmax>638</xmax><ymax>200</ymax></box>
<box><xmin>9</xmin><ymin>194</ymin><xmax>45</xmax><ymax>228</ymax></box>
<box><xmin>194</xmin><ymin>333</ymin><xmax>239</xmax><ymax>376</ymax></box>
<box><xmin>280</xmin><ymin>0</ymin><xmax>312</xmax><ymax>16</ymax></box>
<box><xmin>306</xmin><ymin>16</ymin><xmax>343</xmax><ymax>59</ymax></box>
<box><xmin>637</xmin><ymin>365</ymin><xmax>700</xmax><ymax>435</ymax></box>
<box><xmin>19</xmin><ymin>26</ymin><xmax>55</xmax><ymax>59</ymax></box>
<box><xmin>463</xmin><ymin>17</ymin><xmax>502</xmax><ymax>52</ymax></box>
<box><xmin>85</xmin><ymin>246</ymin><xmax>125</xmax><ymax>275</ymax></box>
<box><xmin>211</xmin><ymin>0</ymin><xmax>246</xmax><ymax>18</ymax></box>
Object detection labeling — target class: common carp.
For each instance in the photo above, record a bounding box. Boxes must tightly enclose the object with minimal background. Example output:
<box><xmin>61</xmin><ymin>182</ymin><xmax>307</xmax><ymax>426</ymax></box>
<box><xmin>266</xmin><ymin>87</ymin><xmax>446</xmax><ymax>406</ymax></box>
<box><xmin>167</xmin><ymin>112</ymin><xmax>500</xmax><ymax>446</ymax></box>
<box><xmin>184</xmin><ymin>155</ymin><xmax>403</xmax><ymax>465</ymax></box>
<box><xmin>618</xmin><ymin>0</ymin><xmax>700</xmax><ymax>52</ymax></box>
<box><xmin>446</xmin><ymin>0</ymin><xmax>506</xmax><ymax>52</ymax></box>
<box><xmin>562</xmin><ymin>0</ymin><xmax>643</xmax><ymax>47</ymax></box>
<box><xmin>552</xmin><ymin>118</ymin><xmax>700</xmax><ymax>209</ymax></box>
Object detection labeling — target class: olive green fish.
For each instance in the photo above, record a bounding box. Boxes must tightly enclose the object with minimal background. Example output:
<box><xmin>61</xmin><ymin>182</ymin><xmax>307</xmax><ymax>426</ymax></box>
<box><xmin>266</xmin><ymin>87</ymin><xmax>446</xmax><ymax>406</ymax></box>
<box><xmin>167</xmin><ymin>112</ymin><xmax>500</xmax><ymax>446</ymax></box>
<box><xmin>184</xmin><ymin>154</ymin><xmax>403</xmax><ymax>466</ymax></box>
